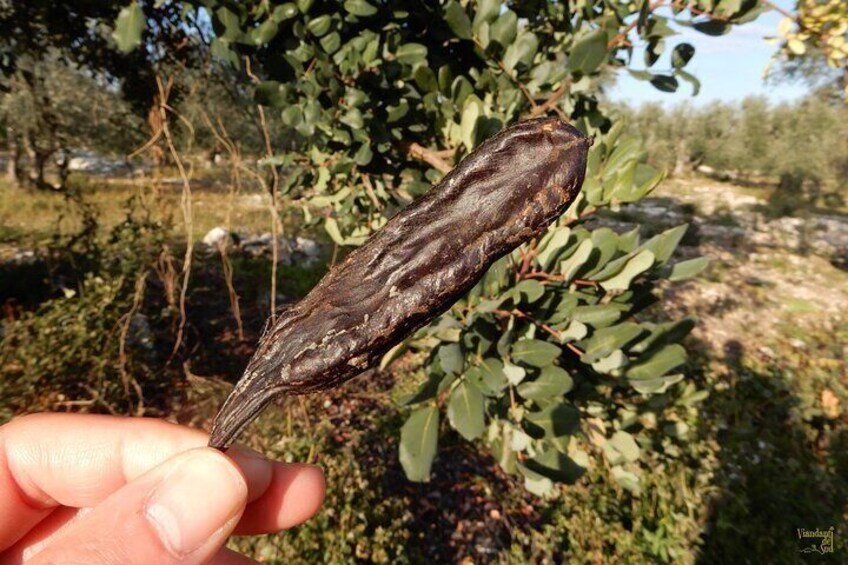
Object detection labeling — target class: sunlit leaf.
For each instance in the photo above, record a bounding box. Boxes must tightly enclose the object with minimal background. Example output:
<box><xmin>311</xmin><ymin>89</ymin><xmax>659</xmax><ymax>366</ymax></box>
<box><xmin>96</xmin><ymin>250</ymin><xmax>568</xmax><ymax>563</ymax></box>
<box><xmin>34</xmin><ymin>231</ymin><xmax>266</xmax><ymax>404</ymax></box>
<box><xmin>400</xmin><ymin>405</ymin><xmax>439</xmax><ymax>481</ymax></box>
<box><xmin>113</xmin><ymin>2</ymin><xmax>146</xmax><ymax>52</ymax></box>
<box><xmin>447</xmin><ymin>380</ymin><xmax>485</xmax><ymax>440</ymax></box>
<box><xmin>512</xmin><ymin>339</ymin><xmax>562</xmax><ymax>367</ymax></box>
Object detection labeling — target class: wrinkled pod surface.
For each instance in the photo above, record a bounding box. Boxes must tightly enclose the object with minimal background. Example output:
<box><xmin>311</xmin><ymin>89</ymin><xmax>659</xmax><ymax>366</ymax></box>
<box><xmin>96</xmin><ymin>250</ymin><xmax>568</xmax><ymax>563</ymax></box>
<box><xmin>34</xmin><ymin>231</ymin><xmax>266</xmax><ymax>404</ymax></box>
<box><xmin>209</xmin><ymin>117</ymin><xmax>591</xmax><ymax>449</ymax></box>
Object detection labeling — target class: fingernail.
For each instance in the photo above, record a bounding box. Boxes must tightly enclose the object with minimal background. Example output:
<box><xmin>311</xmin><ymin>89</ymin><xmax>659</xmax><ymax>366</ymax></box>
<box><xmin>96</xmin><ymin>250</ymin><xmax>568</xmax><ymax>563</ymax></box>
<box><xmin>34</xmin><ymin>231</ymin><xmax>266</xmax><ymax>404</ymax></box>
<box><xmin>144</xmin><ymin>449</ymin><xmax>246</xmax><ymax>557</ymax></box>
<box><xmin>227</xmin><ymin>446</ymin><xmax>273</xmax><ymax>502</ymax></box>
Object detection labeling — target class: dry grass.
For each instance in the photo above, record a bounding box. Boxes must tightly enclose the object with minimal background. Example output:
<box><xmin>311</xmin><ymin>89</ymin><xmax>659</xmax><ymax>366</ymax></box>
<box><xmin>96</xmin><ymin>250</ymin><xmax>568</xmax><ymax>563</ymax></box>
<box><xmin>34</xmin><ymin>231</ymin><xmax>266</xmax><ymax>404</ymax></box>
<box><xmin>0</xmin><ymin>172</ymin><xmax>305</xmax><ymax>256</ymax></box>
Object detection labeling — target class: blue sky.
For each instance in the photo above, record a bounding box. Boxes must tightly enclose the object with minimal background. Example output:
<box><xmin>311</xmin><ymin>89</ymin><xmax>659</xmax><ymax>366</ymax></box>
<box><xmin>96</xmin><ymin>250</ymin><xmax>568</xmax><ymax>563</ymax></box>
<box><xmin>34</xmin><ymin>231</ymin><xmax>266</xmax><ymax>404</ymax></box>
<box><xmin>608</xmin><ymin>0</ymin><xmax>808</xmax><ymax>106</ymax></box>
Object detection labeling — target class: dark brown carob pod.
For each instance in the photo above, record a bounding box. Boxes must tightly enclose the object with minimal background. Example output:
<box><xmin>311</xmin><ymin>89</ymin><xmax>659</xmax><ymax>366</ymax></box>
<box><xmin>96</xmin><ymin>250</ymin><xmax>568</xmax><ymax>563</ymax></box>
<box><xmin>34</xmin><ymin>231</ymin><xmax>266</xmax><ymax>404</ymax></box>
<box><xmin>209</xmin><ymin>117</ymin><xmax>591</xmax><ymax>449</ymax></box>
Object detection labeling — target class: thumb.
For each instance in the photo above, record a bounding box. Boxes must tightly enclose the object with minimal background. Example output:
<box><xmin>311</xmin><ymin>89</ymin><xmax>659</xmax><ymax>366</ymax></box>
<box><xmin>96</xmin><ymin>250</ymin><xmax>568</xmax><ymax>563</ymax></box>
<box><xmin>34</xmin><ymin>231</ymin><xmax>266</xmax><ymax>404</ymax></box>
<box><xmin>32</xmin><ymin>448</ymin><xmax>250</xmax><ymax>565</ymax></box>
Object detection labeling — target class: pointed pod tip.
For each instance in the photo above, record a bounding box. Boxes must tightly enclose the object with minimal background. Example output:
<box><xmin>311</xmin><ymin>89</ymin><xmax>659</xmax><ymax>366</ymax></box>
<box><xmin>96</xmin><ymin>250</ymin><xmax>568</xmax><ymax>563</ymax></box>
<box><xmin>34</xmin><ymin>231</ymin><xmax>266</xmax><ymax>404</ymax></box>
<box><xmin>208</xmin><ymin>378</ymin><xmax>277</xmax><ymax>450</ymax></box>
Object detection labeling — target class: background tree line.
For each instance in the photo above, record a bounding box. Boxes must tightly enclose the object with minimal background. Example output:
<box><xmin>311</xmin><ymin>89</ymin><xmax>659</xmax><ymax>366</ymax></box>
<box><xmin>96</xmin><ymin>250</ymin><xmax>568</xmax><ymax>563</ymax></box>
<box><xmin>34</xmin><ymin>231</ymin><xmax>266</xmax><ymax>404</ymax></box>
<box><xmin>621</xmin><ymin>93</ymin><xmax>847</xmax><ymax>213</ymax></box>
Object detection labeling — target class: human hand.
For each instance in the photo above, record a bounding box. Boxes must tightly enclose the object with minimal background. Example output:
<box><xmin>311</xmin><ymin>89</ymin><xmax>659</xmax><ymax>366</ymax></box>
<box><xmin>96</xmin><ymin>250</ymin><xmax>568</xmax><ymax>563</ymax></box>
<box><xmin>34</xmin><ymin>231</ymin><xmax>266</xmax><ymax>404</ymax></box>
<box><xmin>0</xmin><ymin>413</ymin><xmax>325</xmax><ymax>564</ymax></box>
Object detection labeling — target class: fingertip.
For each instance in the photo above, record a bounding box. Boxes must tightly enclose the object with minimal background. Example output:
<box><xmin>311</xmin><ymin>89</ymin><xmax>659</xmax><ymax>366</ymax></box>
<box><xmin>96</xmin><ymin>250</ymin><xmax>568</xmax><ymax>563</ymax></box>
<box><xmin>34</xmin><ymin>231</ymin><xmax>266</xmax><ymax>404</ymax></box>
<box><xmin>225</xmin><ymin>447</ymin><xmax>273</xmax><ymax>503</ymax></box>
<box><xmin>234</xmin><ymin>463</ymin><xmax>326</xmax><ymax>535</ymax></box>
<box><xmin>287</xmin><ymin>464</ymin><xmax>326</xmax><ymax>524</ymax></box>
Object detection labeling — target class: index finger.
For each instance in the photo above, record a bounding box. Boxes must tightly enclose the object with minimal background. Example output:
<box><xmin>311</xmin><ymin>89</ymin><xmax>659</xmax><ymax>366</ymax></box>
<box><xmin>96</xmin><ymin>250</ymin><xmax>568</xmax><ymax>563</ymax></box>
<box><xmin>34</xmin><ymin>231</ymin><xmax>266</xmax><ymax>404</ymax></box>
<box><xmin>0</xmin><ymin>413</ymin><xmax>270</xmax><ymax>551</ymax></box>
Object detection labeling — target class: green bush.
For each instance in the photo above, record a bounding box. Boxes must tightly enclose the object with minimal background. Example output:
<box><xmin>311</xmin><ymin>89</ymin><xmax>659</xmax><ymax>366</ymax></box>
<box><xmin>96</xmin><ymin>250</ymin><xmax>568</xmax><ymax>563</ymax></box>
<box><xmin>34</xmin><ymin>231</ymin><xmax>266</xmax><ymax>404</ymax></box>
<box><xmin>0</xmin><ymin>199</ymin><xmax>170</xmax><ymax>419</ymax></box>
<box><xmin>125</xmin><ymin>0</ymin><xmax>763</xmax><ymax>494</ymax></box>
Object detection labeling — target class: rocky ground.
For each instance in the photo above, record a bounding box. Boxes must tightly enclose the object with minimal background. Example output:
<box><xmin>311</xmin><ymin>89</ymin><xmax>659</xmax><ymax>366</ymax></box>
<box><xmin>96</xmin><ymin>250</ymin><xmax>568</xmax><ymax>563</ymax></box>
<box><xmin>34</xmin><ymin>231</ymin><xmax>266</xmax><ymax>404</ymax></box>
<box><xmin>600</xmin><ymin>177</ymin><xmax>848</xmax><ymax>354</ymax></box>
<box><xmin>2</xmin><ymin>173</ymin><xmax>847</xmax><ymax>562</ymax></box>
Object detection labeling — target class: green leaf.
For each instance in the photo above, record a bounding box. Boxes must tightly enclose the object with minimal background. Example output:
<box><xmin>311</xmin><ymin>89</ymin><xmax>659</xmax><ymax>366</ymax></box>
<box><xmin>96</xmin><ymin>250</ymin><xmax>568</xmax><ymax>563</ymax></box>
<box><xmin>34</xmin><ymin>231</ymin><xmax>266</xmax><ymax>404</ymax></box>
<box><xmin>630</xmin><ymin>319</ymin><xmax>695</xmax><ymax>354</ymax></box>
<box><xmin>438</xmin><ymin>343</ymin><xmax>464</xmax><ymax>375</ymax></box>
<box><xmin>344</xmin><ymin>0</ymin><xmax>378</xmax><ymax>17</ymax></box>
<box><xmin>517</xmin><ymin>366</ymin><xmax>574</xmax><ymax>400</ymax></box>
<box><xmin>603</xmin><ymin>137</ymin><xmax>643</xmax><ymax>176</ymax></box>
<box><xmin>641</xmin><ymin>224</ymin><xmax>688</xmax><ymax>263</ymax></box>
<box><xmin>627</xmin><ymin>344</ymin><xmax>686</xmax><ymax>380</ymax></box>
<box><xmin>559</xmin><ymin>320</ymin><xmax>588</xmax><ymax>342</ymax></box>
<box><xmin>560</xmin><ymin>239</ymin><xmax>593</xmax><ymax>282</ymax></box>
<box><xmin>451</xmin><ymin>75</ymin><xmax>474</xmax><ymax>107</ymax></box>
<box><xmin>379</xmin><ymin>341</ymin><xmax>407</xmax><ymax>371</ymax></box>
<box><xmin>396</xmin><ymin>43</ymin><xmax>428</xmax><ymax>65</ymax></box>
<box><xmin>525</xmin><ymin>403</ymin><xmax>581</xmax><ymax>438</ymax></box>
<box><xmin>324</xmin><ymin>217</ymin><xmax>345</xmax><ymax>245</ymax></box>
<box><xmin>460</xmin><ymin>97</ymin><xmax>481</xmax><ymax>151</ymax></box>
<box><xmin>400</xmin><ymin>405</ymin><xmax>439</xmax><ymax>481</ymax></box>
<box><xmin>609</xmin><ymin>430</ymin><xmax>641</xmax><ymax>462</ymax></box>
<box><xmin>591</xmin><ymin>350</ymin><xmax>628</xmax><ymax>374</ymax></box>
<box><xmin>253</xmin><ymin>18</ymin><xmax>279</xmax><ymax>44</ymax></box>
<box><xmin>630</xmin><ymin>373</ymin><xmax>683</xmax><ymax>394</ymax></box>
<box><xmin>255</xmin><ymin>81</ymin><xmax>287</xmax><ymax>107</ymax></box>
<box><xmin>569</xmin><ymin>29</ymin><xmax>607</xmax><ymax>74</ymax></box>
<box><xmin>644</xmin><ymin>38</ymin><xmax>663</xmax><ymax>68</ymax></box>
<box><xmin>305</xmin><ymin>15</ymin><xmax>332</xmax><ymax>37</ymax></box>
<box><xmin>503</xmin><ymin>361</ymin><xmax>526</xmax><ymax>385</ymax></box>
<box><xmin>353</xmin><ymin>143</ymin><xmax>373</xmax><ymax>166</ymax></box>
<box><xmin>693</xmin><ymin>20</ymin><xmax>730</xmax><ymax>36</ymax></box>
<box><xmin>414</xmin><ymin>66</ymin><xmax>439</xmax><ymax>92</ymax></box>
<box><xmin>272</xmin><ymin>3</ymin><xmax>298</xmax><ymax>21</ymax></box>
<box><xmin>536</xmin><ymin>227</ymin><xmax>571</xmax><ymax>269</ymax></box>
<box><xmin>215</xmin><ymin>7</ymin><xmax>241</xmax><ymax>41</ymax></box>
<box><xmin>668</xmin><ymin>257</ymin><xmax>709</xmax><ymax>281</ymax></box>
<box><xmin>447</xmin><ymin>381</ymin><xmax>485</xmax><ymax>440</ymax></box>
<box><xmin>650</xmin><ymin>74</ymin><xmax>679</xmax><ymax>93</ymax></box>
<box><xmin>490</xmin><ymin>10</ymin><xmax>518</xmax><ymax>47</ymax></box>
<box><xmin>444</xmin><ymin>1</ymin><xmax>472</xmax><ymax>39</ymax></box>
<box><xmin>734</xmin><ymin>1</ymin><xmax>768</xmax><ymax>23</ymax></box>
<box><xmin>320</xmin><ymin>31</ymin><xmax>342</xmax><ymax>53</ymax></box>
<box><xmin>524</xmin><ymin>449</ymin><xmax>586</xmax><ymax>484</ymax></box>
<box><xmin>580</xmin><ymin>322</ymin><xmax>643</xmax><ymax>364</ymax></box>
<box><xmin>512</xmin><ymin>339</ymin><xmax>562</xmax><ymax>367</ymax></box>
<box><xmin>599</xmin><ymin>250</ymin><xmax>655</xmax><ymax>291</ymax></box>
<box><xmin>472</xmin><ymin>0</ymin><xmax>502</xmax><ymax>33</ymax></box>
<box><xmin>113</xmin><ymin>2</ymin><xmax>146</xmax><ymax>53</ymax></box>
<box><xmin>386</xmin><ymin>100</ymin><xmax>410</xmax><ymax>123</ymax></box>
<box><xmin>503</xmin><ymin>31</ymin><xmax>538</xmax><ymax>71</ymax></box>
<box><xmin>628</xmin><ymin>69</ymin><xmax>652</xmax><ymax>81</ymax></box>
<box><xmin>340</xmin><ymin>108</ymin><xmax>364</xmax><ymax>129</ymax></box>
<box><xmin>514</xmin><ymin>279</ymin><xmax>544</xmax><ymax>303</ymax></box>
<box><xmin>582</xmin><ymin>228</ymin><xmax>620</xmax><ymax>278</ymax></box>
<box><xmin>400</xmin><ymin>372</ymin><xmax>439</xmax><ymax>405</ymax></box>
<box><xmin>572</xmin><ymin>304</ymin><xmax>625</xmax><ymax>328</ymax></box>
<box><xmin>479</xmin><ymin>358</ymin><xmax>508</xmax><ymax>392</ymax></box>
<box><xmin>517</xmin><ymin>462</ymin><xmax>554</xmax><ymax>496</ymax></box>
<box><xmin>672</xmin><ymin>43</ymin><xmax>695</xmax><ymax>68</ymax></box>
<box><xmin>676</xmin><ymin>69</ymin><xmax>701</xmax><ymax>96</ymax></box>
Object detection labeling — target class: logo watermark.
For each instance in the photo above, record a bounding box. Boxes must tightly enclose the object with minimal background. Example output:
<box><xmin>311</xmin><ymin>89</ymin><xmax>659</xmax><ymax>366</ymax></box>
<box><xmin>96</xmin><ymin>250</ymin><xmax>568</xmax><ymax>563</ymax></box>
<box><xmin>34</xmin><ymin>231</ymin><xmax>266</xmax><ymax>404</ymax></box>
<box><xmin>797</xmin><ymin>527</ymin><xmax>835</xmax><ymax>555</ymax></box>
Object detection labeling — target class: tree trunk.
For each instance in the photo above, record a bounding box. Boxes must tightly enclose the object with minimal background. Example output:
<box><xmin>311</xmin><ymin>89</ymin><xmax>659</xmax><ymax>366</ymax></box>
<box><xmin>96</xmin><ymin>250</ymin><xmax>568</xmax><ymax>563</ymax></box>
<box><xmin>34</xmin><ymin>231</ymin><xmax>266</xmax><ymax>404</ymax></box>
<box><xmin>4</xmin><ymin>124</ymin><xmax>27</xmax><ymax>187</ymax></box>
<box><xmin>672</xmin><ymin>139</ymin><xmax>689</xmax><ymax>177</ymax></box>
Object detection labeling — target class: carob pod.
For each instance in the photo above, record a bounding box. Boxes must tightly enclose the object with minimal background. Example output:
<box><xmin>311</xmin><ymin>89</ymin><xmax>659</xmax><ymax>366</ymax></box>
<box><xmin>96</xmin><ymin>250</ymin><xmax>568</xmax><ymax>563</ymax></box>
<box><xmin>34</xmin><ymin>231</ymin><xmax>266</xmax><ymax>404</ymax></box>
<box><xmin>209</xmin><ymin>117</ymin><xmax>591</xmax><ymax>449</ymax></box>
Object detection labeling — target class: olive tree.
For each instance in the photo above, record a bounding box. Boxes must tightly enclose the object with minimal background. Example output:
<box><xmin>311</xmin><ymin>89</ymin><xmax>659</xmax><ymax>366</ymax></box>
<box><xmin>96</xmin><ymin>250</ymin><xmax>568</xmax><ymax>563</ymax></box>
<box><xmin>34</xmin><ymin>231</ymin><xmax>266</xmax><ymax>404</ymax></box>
<box><xmin>117</xmin><ymin>0</ymin><xmax>764</xmax><ymax>494</ymax></box>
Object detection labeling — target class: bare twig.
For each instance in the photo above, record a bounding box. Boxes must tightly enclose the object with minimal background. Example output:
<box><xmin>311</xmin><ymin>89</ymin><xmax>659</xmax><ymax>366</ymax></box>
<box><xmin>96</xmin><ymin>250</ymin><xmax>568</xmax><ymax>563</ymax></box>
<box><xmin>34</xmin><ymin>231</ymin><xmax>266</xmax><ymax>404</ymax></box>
<box><xmin>517</xmin><ymin>239</ymin><xmax>539</xmax><ymax>281</ymax></box>
<box><xmin>117</xmin><ymin>271</ymin><xmax>148</xmax><ymax>415</ymax></box>
<box><xmin>245</xmin><ymin>56</ymin><xmax>283</xmax><ymax>323</ymax></box>
<box><xmin>525</xmin><ymin>271</ymin><xmax>600</xmax><ymax>288</ymax></box>
<box><xmin>492</xmin><ymin>308</ymin><xmax>570</xmax><ymax>347</ymax></box>
<box><xmin>761</xmin><ymin>0</ymin><xmax>795</xmax><ymax>20</ymax></box>
<box><xmin>607</xmin><ymin>0</ymin><xmax>666</xmax><ymax>49</ymax></box>
<box><xmin>154</xmin><ymin>74</ymin><xmax>195</xmax><ymax>361</ymax></box>
<box><xmin>403</xmin><ymin>141</ymin><xmax>453</xmax><ymax>174</ymax></box>
<box><xmin>529</xmin><ymin>82</ymin><xmax>571</xmax><ymax>118</ymax></box>
<box><xmin>361</xmin><ymin>173</ymin><xmax>382</xmax><ymax>210</ymax></box>
<box><xmin>201</xmin><ymin>111</ymin><xmax>245</xmax><ymax>340</ymax></box>
<box><xmin>472</xmin><ymin>37</ymin><xmax>538</xmax><ymax>112</ymax></box>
